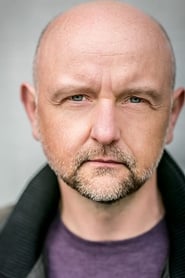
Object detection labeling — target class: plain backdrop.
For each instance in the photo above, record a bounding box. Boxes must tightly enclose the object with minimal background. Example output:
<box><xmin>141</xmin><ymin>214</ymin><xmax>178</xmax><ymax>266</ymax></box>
<box><xmin>0</xmin><ymin>0</ymin><xmax>185</xmax><ymax>207</ymax></box>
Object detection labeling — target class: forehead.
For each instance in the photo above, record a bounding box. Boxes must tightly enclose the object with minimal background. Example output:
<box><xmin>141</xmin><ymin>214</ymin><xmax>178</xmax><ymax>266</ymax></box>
<box><xmin>35</xmin><ymin>5</ymin><xmax>172</xmax><ymax>91</ymax></box>
<box><xmin>39</xmin><ymin>7</ymin><xmax>168</xmax><ymax>55</ymax></box>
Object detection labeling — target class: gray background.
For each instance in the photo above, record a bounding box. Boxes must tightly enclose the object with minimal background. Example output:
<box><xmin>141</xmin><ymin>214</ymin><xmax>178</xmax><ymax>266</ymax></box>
<box><xmin>0</xmin><ymin>0</ymin><xmax>184</xmax><ymax>207</ymax></box>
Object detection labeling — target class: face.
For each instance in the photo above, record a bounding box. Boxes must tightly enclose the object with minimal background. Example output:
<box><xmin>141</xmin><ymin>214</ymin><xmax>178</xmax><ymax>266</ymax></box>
<box><xmin>22</xmin><ymin>12</ymin><xmax>183</xmax><ymax>203</ymax></box>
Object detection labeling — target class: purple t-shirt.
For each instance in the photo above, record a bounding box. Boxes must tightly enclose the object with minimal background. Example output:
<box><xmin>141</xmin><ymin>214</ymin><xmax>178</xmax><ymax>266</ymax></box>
<box><xmin>44</xmin><ymin>213</ymin><xmax>169</xmax><ymax>278</ymax></box>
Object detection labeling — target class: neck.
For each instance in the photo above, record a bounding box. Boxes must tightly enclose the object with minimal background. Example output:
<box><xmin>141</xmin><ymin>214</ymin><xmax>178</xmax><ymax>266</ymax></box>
<box><xmin>59</xmin><ymin>172</ymin><xmax>164</xmax><ymax>241</ymax></box>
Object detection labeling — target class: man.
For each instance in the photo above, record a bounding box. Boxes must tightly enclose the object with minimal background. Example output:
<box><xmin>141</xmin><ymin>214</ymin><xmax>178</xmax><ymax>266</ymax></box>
<box><xmin>0</xmin><ymin>0</ymin><xmax>185</xmax><ymax>277</ymax></box>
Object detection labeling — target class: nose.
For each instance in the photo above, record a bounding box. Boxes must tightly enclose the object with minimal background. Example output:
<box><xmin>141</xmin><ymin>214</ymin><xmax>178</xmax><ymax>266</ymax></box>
<box><xmin>90</xmin><ymin>100</ymin><xmax>121</xmax><ymax>145</ymax></box>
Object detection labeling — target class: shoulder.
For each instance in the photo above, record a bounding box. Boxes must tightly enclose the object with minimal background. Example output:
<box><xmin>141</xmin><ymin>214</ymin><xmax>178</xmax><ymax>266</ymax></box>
<box><xmin>0</xmin><ymin>205</ymin><xmax>14</xmax><ymax>231</ymax></box>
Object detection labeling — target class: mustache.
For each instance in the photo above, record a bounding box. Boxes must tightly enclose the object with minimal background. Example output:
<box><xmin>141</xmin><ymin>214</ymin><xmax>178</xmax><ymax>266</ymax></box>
<box><xmin>74</xmin><ymin>145</ymin><xmax>136</xmax><ymax>171</ymax></box>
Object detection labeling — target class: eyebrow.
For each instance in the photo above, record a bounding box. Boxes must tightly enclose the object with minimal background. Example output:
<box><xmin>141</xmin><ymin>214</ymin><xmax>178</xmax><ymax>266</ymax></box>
<box><xmin>121</xmin><ymin>87</ymin><xmax>162</xmax><ymax>101</ymax></box>
<box><xmin>49</xmin><ymin>84</ymin><xmax>95</xmax><ymax>102</ymax></box>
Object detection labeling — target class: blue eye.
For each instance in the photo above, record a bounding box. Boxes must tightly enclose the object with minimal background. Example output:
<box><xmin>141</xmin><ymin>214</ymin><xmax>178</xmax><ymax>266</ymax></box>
<box><xmin>70</xmin><ymin>95</ymin><xmax>84</xmax><ymax>101</ymax></box>
<box><xmin>130</xmin><ymin>96</ymin><xmax>142</xmax><ymax>103</ymax></box>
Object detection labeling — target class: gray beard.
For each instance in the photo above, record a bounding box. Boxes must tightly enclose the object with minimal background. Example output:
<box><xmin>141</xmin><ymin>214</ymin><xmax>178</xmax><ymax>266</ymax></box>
<box><xmin>58</xmin><ymin>146</ymin><xmax>161</xmax><ymax>204</ymax></box>
<box><xmin>42</xmin><ymin>143</ymin><xmax>164</xmax><ymax>204</ymax></box>
<box><xmin>60</xmin><ymin>167</ymin><xmax>151</xmax><ymax>204</ymax></box>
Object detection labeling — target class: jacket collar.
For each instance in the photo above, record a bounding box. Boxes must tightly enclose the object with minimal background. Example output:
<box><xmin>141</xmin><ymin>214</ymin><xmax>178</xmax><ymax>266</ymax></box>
<box><xmin>158</xmin><ymin>151</ymin><xmax>185</xmax><ymax>278</ymax></box>
<box><xmin>0</xmin><ymin>150</ymin><xmax>185</xmax><ymax>278</ymax></box>
<box><xmin>0</xmin><ymin>165</ymin><xmax>59</xmax><ymax>278</ymax></box>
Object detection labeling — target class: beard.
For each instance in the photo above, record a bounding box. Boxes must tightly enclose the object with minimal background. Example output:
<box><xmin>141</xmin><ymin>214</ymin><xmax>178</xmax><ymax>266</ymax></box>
<box><xmin>41</xmin><ymin>141</ymin><xmax>163</xmax><ymax>204</ymax></box>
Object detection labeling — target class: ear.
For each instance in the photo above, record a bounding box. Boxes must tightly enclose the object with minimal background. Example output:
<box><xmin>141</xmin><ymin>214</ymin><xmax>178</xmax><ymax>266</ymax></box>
<box><xmin>165</xmin><ymin>87</ymin><xmax>185</xmax><ymax>144</ymax></box>
<box><xmin>20</xmin><ymin>83</ymin><xmax>40</xmax><ymax>141</ymax></box>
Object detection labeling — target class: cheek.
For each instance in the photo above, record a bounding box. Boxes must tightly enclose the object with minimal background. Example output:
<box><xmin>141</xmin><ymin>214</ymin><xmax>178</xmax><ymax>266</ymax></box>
<box><xmin>37</xmin><ymin>107</ymin><xmax>90</xmax><ymax>158</ymax></box>
<box><xmin>121</xmin><ymin>110</ymin><xmax>170</xmax><ymax>166</ymax></box>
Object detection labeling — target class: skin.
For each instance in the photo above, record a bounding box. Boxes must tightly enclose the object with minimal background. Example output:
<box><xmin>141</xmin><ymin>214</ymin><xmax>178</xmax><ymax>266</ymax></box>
<box><xmin>21</xmin><ymin>0</ymin><xmax>184</xmax><ymax>241</ymax></box>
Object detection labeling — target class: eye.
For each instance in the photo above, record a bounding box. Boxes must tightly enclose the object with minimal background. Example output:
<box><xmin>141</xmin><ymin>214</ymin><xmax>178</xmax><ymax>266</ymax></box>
<box><xmin>129</xmin><ymin>96</ymin><xmax>142</xmax><ymax>103</ymax></box>
<box><xmin>70</xmin><ymin>95</ymin><xmax>85</xmax><ymax>101</ymax></box>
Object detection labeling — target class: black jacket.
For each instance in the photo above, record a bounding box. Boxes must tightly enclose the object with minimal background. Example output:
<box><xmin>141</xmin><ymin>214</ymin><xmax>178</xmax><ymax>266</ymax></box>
<box><xmin>0</xmin><ymin>150</ymin><xmax>185</xmax><ymax>278</ymax></box>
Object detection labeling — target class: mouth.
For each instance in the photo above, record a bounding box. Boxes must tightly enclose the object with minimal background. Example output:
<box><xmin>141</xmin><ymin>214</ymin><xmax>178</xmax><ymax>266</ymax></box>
<box><xmin>85</xmin><ymin>158</ymin><xmax>123</xmax><ymax>167</ymax></box>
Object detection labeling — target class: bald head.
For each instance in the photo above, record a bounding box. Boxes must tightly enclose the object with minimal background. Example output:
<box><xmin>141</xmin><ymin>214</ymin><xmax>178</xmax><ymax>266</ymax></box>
<box><xmin>33</xmin><ymin>0</ymin><xmax>176</xmax><ymax>90</ymax></box>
